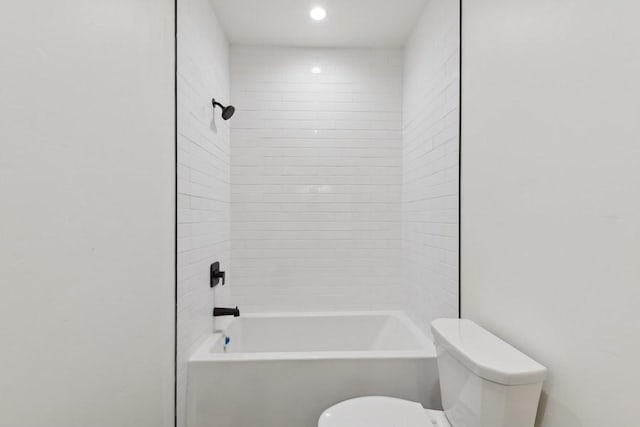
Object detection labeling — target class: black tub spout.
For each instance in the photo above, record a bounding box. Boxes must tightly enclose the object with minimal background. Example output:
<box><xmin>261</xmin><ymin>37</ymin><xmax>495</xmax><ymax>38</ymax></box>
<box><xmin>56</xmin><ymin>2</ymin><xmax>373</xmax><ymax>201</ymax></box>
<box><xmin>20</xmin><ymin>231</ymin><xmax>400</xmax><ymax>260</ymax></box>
<box><xmin>213</xmin><ymin>306</ymin><xmax>240</xmax><ymax>317</ymax></box>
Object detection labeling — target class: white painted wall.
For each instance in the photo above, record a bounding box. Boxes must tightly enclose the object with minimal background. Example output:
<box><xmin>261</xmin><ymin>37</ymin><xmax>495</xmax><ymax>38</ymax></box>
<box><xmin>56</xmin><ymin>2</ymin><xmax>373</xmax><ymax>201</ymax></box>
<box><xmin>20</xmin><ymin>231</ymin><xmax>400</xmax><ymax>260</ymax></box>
<box><xmin>176</xmin><ymin>0</ymin><xmax>230</xmax><ymax>425</ymax></box>
<box><xmin>0</xmin><ymin>1</ymin><xmax>174</xmax><ymax>426</ymax></box>
<box><xmin>230</xmin><ymin>47</ymin><xmax>403</xmax><ymax>312</ymax></box>
<box><xmin>461</xmin><ymin>0</ymin><xmax>640</xmax><ymax>426</ymax></box>
<box><xmin>402</xmin><ymin>0</ymin><xmax>460</xmax><ymax>335</ymax></box>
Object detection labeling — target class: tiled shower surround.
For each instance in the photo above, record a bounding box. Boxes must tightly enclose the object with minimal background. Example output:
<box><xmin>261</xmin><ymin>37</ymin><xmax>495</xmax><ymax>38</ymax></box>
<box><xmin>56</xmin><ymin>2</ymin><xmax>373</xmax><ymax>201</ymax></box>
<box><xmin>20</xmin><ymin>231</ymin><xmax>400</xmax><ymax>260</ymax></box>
<box><xmin>177</xmin><ymin>2</ymin><xmax>459</xmax><ymax>426</ymax></box>
<box><xmin>402</xmin><ymin>0</ymin><xmax>460</xmax><ymax>332</ymax></box>
<box><xmin>230</xmin><ymin>47</ymin><xmax>404</xmax><ymax>313</ymax></box>
<box><xmin>176</xmin><ymin>0</ymin><xmax>230</xmax><ymax>424</ymax></box>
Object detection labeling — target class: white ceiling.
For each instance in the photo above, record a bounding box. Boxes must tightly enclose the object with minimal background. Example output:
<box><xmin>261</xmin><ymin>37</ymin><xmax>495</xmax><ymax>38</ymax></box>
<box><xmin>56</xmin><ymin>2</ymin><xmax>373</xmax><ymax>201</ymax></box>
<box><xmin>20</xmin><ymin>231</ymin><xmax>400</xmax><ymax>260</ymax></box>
<box><xmin>210</xmin><ymin>0</ymin><xmax>427</xmax><ymax>47</ymax></box>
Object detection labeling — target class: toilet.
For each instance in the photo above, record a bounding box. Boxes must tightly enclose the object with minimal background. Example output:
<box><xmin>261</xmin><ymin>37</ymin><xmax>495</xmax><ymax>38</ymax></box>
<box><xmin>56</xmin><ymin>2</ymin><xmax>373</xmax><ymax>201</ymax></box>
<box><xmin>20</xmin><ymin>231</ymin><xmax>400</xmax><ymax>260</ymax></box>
<box><xmin>318</xmin><ymin>318</ymin><xmax>547</xmax><ymax>427</ymax></box>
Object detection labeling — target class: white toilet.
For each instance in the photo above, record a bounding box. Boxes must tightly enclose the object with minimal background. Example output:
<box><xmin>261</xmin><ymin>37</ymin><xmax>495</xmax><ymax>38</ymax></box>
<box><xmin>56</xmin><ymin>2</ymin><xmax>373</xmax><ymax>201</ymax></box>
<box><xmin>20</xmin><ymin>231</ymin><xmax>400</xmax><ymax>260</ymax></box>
<box><xmin>319</xmin><ymin>318</ymin><xmax>547</xmax><ymax>427</ymax></box>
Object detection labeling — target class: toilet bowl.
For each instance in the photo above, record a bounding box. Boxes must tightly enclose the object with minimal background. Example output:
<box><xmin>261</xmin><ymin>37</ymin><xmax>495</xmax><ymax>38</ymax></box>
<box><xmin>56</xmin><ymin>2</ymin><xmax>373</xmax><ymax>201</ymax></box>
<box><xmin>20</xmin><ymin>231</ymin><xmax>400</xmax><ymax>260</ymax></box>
<box><xmin>319</xmin><ymin>396</ymin><xmax>451</xmax><ymax>427</ymax></box>
<box><xmin>318</xmin><ymin>319</ymin><xmax>547</xmax><ymax>427</ymax></box>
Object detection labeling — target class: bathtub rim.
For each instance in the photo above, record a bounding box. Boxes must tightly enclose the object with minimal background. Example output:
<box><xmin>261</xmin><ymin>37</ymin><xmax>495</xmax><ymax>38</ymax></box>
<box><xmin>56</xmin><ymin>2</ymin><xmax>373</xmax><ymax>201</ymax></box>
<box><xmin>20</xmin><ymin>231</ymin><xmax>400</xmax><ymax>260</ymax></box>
<box><xmin>190</xmin><ymin>310</ymin><xmax>436</xmax><ymax>362</ymax></box>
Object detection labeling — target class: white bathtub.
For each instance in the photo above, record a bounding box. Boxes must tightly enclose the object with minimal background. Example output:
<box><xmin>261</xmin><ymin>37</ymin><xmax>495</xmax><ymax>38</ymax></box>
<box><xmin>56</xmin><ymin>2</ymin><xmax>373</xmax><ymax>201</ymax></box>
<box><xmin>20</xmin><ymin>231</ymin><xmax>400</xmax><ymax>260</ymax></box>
<box><xmin>187</xmin><ymin>311</ymin><xmax>439</xmax><ymax>427</ymax></box>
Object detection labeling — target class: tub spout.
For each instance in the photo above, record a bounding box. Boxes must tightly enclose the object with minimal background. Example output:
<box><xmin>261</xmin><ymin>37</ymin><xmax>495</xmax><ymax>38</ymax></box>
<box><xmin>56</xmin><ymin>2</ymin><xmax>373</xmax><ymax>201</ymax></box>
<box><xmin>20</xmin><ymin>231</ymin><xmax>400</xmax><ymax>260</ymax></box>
<box><xmin>213</xmin><ymin>306</ymin><xmax>240</xmax><ymax>317</ymax></box>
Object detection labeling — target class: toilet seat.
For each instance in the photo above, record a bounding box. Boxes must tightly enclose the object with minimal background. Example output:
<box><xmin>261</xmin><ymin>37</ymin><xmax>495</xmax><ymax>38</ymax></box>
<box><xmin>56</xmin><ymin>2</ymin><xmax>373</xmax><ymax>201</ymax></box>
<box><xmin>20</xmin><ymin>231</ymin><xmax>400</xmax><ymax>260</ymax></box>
<box><xmin>318</xmin><ymin>396</ymin><xmax>451</xmax><ymax>427</ymax></box>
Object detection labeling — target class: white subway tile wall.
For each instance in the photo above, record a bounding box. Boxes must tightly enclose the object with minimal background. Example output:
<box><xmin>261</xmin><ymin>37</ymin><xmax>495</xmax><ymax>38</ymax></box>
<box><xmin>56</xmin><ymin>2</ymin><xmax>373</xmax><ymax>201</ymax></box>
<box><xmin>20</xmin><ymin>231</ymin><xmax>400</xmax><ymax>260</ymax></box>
<box><xmin>402</xmin><ymin>0</ymin><xmax>460</xmax><ymax>334</ymax></box>
<box><xmin>176</xmin><ymin>0</ymin><xmax>230</xmax><ymax>425</ymax></box>
<box><xmin>230</xmin><ymin>47</ymin><xmax>404</xmax><ymax>312</ymax></box>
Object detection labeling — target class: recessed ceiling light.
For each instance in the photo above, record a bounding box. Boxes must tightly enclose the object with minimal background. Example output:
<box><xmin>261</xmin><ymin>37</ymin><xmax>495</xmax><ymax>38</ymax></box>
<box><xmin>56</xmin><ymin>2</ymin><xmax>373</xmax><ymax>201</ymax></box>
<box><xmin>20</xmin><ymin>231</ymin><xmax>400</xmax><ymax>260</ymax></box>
<box><xmin>311</xmin><ymin>66</ymin><xmax>322</xmax><ymax>74</ymax></box>
<box><xmin>310</xmin><ymin>7</ymin><xmax>327</xmax><ymax>21</ymax></box>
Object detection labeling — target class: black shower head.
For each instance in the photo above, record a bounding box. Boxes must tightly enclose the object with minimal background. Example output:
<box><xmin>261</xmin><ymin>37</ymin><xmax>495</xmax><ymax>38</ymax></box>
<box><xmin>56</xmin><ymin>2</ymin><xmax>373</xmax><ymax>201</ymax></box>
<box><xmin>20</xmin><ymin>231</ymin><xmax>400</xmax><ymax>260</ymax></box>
<box><xmin>222</xmin><ymin>105</ymin><xmax>235</xmax><ymax>120</ymax></box>
<box><xmin>212</xmin><ymin>98</ymin><xmax>235</xmax><ymax>120</ymax></box>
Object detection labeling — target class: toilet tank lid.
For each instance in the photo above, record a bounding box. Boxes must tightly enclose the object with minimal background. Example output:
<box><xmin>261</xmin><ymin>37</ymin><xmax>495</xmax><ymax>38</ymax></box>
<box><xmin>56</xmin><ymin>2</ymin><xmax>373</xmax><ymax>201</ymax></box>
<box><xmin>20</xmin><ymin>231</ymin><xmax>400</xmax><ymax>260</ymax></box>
<box><xmin>431</xmin><ymin>319</ymin><xmax>547</xmax><ymax>386</ymax></box>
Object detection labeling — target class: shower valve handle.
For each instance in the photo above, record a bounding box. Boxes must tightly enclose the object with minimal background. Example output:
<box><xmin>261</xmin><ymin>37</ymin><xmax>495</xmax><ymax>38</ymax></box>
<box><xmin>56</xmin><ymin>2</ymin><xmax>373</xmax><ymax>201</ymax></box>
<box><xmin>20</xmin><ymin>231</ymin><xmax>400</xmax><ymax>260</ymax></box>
<box><xmin>210</xmin><ymin>262</ymin><xmax>226</xmax><ymax>287</ymax></box>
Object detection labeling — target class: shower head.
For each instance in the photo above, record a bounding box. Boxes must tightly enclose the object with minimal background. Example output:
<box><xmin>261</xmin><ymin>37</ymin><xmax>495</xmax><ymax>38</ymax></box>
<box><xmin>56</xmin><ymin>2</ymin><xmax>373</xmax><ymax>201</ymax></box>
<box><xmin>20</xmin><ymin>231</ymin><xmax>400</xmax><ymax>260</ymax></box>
<box><xmin>222</xmin><ymin>105</ymin><xmax>235</xmax><ymax>120</ymax></box>
<box><xmin>212</xmin><ymin>98</ymin><xmax>235</xmax><ymax>120</ymax></box>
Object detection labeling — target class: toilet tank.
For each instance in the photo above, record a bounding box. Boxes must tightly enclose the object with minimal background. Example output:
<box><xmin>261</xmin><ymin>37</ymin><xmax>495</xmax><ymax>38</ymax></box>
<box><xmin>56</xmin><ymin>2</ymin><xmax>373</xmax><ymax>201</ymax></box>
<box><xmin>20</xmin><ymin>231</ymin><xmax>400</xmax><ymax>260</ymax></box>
<box><xmin>431</xmin><ymin>319</ymin><xmax>547</xmax><ymax>427</ymax></box>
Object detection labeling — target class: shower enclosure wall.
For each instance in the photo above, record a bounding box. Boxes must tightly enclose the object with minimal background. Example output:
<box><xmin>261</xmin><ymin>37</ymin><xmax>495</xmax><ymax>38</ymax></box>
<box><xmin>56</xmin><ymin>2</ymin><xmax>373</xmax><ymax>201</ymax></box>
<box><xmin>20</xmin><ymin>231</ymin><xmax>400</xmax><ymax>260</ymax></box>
<box><xmin>230</xmin><ymin>47</ymin><xmax>404</xmax><ymax>314</ymax></box>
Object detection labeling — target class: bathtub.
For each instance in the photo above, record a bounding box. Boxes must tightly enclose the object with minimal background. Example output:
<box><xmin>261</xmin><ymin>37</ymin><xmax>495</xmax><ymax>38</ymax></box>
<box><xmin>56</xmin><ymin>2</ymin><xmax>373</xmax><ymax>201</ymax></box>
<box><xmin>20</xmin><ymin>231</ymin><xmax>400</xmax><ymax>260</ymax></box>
<box><xmin>187</xmin><ymin>311</ymin><xmax>439</xmax><ymax>427</ymax></box>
